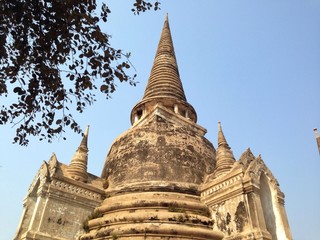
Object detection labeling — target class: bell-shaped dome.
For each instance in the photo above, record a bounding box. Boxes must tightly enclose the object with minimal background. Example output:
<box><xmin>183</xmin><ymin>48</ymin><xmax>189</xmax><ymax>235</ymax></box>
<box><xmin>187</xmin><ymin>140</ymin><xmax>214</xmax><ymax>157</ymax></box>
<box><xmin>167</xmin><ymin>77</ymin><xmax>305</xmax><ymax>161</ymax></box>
<box><xmin>102</xmin><ymin>106</ymin><xmax>215</xmax><ymax>193</ymax></box>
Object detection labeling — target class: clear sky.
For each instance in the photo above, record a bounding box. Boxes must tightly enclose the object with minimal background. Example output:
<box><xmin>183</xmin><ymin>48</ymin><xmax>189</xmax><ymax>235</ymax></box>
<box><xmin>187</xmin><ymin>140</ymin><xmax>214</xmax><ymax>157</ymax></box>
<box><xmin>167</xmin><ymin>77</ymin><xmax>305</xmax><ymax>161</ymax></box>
<box><xmin>1</xmin><ymin>1</ymin><xmax>319</xmax><ymax>239</ymax></box>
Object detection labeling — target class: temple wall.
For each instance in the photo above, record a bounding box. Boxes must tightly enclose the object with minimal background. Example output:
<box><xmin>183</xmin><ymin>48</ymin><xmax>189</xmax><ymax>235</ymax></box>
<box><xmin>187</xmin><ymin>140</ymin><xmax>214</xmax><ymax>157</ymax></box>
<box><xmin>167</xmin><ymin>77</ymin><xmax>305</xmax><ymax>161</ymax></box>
<box><xmin>210</xmin><ymin>195</ymin><xmax>251</xmax><ymax>238</ymax></box>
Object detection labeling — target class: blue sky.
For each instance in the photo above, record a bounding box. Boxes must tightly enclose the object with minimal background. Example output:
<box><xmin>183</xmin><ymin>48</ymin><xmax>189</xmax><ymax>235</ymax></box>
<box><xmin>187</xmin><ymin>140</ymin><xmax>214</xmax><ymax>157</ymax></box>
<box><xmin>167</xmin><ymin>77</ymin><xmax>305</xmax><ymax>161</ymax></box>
<box><xmin>1</xmin><ymin>1</ymin><xmax>319</xmax><ymax>239</ymax></box>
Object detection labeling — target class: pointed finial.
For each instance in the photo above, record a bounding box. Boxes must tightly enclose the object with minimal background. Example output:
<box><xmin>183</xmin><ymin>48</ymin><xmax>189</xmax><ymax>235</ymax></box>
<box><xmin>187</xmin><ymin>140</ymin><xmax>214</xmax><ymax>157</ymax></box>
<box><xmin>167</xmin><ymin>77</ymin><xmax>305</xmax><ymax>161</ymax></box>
<box><xmin>314</xmin><ymin>128</ymin><xmax>320</xmax><ymax>155</ymax></box>
<box><xmin>80</xmin><ymin>125</ymin><xmax>90</xmax><ymax>148</ymax></box>
<box><xmin>314</xmin><ymin>128</ymin><xmax>319</xmax><ymax>138</ymax></box>
<box><xmin>215</xmin><ymin>122</ymin><xmax>236</xmax><ymax>177</ymax></box>
<box><xmin>67</xmin><ymin>126</ymin><xmax>89</xmax><ymax>182</ymax></box>
<box><xmin>218</xmin><ymin>122</ymin><xmax>228</xmax><ymax>147</ymax></box>
<box><xmin>84</xmin><ymin>125</ymin><xmax>89</xmax><ymax>136</ymax></box>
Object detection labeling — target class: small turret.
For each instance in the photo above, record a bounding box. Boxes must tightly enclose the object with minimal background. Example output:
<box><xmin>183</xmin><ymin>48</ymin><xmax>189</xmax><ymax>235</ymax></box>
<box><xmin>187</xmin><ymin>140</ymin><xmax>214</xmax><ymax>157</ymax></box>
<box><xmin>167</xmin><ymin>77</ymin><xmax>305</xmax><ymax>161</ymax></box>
<box><xmin>67</xmin><ymin>126</ymin><xmax>89</xmax><ymax>182</ymax></box>
<box><xmin>214</xmin><ymin>122</ymin><xmax>236</xmax><ymax>177</ymax></box>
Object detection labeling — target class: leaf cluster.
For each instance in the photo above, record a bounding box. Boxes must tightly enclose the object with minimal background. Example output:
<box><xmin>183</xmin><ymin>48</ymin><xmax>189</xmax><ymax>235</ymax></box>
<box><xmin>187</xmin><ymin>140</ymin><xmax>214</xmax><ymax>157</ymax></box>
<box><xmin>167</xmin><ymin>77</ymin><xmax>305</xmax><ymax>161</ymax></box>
<box><xmin>0</xmin><ymin>0</ymin><xmax>160</xmax><ymax>145</ymax></box>
<box><xmin>132</xmin><ymin>0</ymin><xmax>161</xmax><ymax>14</ymax></box>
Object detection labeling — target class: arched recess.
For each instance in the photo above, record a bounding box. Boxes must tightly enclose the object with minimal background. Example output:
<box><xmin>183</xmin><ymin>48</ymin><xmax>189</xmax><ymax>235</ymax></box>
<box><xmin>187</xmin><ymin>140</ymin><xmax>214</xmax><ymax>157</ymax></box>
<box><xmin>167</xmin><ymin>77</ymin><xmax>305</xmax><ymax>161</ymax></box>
<box><xmin>260</xmin><ymin>173</ymin><xmax>278</xmax><ymax>240</ymax></box>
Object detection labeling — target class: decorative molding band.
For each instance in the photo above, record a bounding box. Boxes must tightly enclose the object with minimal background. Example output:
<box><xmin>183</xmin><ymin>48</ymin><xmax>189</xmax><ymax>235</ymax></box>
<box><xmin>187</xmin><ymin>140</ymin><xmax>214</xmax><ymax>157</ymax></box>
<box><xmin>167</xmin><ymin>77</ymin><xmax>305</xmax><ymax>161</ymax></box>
<box><xmin>51</xmin><ymin>179</ymin><xmax>102</xmax><ymax>201</ymax></box>
<box><xmin>201</xmin><ymin>174</ymin><xmax>242</xmax><ymax>198</ymax></box>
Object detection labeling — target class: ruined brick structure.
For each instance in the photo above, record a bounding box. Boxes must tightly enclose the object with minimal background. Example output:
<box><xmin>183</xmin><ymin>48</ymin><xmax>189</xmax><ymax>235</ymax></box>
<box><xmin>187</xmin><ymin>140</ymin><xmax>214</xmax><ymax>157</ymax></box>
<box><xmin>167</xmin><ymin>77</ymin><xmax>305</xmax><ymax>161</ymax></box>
<box><xmin>15</xmin><ymin>16</ymin><xmax>292</xmax><ymax>240</ymax></box>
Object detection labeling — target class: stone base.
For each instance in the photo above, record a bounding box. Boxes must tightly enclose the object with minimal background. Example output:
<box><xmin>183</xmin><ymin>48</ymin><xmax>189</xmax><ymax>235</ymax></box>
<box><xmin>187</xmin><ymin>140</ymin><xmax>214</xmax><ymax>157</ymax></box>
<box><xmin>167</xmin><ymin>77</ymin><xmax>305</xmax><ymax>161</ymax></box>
<box><xmin>80</xmin><ymin>191</ymin><xmax>223</xmax><ymax>240</ymax></box>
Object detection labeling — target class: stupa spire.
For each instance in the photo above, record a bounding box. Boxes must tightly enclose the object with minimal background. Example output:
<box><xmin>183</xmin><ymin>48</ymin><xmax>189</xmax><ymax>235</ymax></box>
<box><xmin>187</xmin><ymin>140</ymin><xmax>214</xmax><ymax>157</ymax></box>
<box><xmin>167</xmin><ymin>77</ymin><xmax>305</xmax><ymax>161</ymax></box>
<box><xmin>215</xmin><ymin>122</ymin><xmax>236</xmax><ymax>177</ymax></box>
<box><xmin>218</xmin><ymin>122</ymin><xmax>229</xmax><ymax>147</ymax></box>
<box><xmin>67</xmin><ymin>125</ymin><xmax>89</xmax><ymax>182</ymax></box>
<box><xmin>131</xmin><ymin>15</ymin><xmax>197</xmax><ymax>124</ymax></box>
<box><xmin>142</xmin><ymin>14</ymin><xmax>186</xmax><ymax>101</ymax></box>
